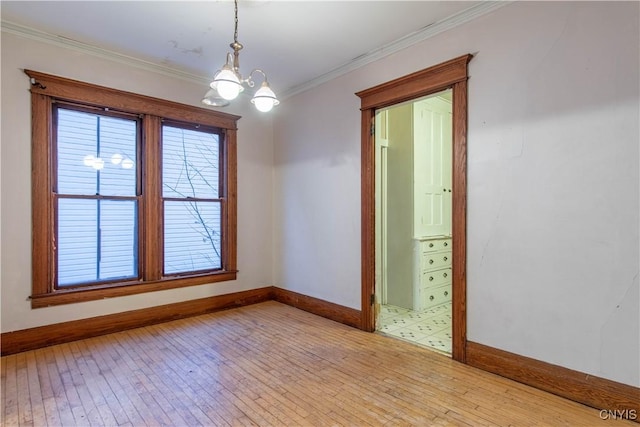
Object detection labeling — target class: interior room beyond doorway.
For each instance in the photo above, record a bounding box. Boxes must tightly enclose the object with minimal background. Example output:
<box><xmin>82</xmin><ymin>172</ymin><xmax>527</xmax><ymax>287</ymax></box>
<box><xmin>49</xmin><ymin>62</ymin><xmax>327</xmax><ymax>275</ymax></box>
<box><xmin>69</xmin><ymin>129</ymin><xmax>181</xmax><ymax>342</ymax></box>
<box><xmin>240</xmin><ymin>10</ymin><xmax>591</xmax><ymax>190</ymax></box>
<box><xmin>375</xmin><ymin>89</ymin><xmax>453</xmax><ymax>355</ymax></box>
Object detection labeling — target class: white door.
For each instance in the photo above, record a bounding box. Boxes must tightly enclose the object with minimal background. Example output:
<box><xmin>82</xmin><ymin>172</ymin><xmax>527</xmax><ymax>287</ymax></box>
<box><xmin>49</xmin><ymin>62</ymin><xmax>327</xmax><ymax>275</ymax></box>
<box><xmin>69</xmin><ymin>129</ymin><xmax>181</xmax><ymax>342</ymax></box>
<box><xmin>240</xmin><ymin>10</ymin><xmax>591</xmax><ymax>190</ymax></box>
<box><xmin>413</xmin><ymin>96</ymin><xmax>452</xmax><ymax>237</ymax></box>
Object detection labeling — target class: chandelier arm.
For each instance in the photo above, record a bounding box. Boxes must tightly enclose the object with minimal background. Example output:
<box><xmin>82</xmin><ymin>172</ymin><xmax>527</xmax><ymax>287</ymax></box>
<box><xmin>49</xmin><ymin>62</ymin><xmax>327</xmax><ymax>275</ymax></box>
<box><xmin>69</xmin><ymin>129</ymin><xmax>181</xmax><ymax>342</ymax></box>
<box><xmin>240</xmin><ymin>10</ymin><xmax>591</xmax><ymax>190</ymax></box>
<box><xmin>241</xmin><ymin>69</ymin><xmax>268</xmax><ymax>88</ymax></box>
<box><xmin>249</xmin><ymin>69</ymin><xmax>268</xmax><ymax>81</ymax></box>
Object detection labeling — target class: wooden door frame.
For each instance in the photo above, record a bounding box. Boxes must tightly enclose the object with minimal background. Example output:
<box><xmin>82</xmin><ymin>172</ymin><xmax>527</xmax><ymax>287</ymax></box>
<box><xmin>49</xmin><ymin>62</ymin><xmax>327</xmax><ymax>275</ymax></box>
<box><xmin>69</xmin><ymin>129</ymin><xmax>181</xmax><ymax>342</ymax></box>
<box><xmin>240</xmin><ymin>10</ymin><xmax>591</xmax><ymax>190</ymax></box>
<box><xmin>356</xmin><ymin>54</ymin><xmax>472</xmax><ymax>362</ymax></box>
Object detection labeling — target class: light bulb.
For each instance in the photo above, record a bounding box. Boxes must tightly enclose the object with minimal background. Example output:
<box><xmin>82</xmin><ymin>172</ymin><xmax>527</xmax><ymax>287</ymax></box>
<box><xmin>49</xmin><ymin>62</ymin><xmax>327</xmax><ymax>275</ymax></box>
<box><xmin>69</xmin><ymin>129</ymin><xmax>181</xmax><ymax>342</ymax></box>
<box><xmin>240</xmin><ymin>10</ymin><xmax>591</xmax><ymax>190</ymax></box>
<box><xmin>111</xmin><ymin>153</ymin><xmax>123</xmax><ymax>165</ymax></box>
<box><xmin>251</xmin><ymin>82</ymin><xmax>279</xmax><ymax>113</ymax></box>
<box><xmin>214</xmin><ymin>69</ymin><xmax>242</xmax><ymax>100</ymax></box>
<box><xmin>253</xmin><ymin>97</ymin><xmax>275</xmax><ymax>113</ymax></box>
<box><xmin>202</xmin><ymin>87</ymin><xmax>230</xmax><ymax>107</ymax></box>
<box><xmin>121</xmin><ymin>158</ymin><xmax>134</xmax><ymax>169</ymax></box>
<box><xmin>83</xmin><ymin>154</ymin><xmax>95</xmax><ymax>167</ymax></box>
<box><xmin>92</xmin><ymin>158</ymin><xmax>105</xmax><ymax>170</ymax></box>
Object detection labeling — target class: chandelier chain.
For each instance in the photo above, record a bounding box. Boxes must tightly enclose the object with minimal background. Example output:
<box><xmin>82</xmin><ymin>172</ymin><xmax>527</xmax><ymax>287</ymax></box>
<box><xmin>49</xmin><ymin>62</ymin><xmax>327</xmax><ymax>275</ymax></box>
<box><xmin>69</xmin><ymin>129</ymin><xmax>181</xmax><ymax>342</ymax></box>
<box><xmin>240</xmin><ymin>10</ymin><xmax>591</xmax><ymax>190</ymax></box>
<box><xmin>233</xmin><ymin>0</ymin><xmax>239</xmax><ymax>44</ymax></box>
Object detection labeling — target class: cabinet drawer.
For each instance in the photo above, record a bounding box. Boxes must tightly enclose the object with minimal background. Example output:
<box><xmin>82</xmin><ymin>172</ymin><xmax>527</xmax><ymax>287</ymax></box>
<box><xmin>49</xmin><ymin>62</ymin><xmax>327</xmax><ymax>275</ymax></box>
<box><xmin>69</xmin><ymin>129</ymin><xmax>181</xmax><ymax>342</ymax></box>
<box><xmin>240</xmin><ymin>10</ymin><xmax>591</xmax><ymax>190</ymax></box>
<box><xmin>421</xmin><ymin>268</ymin><xmax>451</xmax><ymax>287</ymax></box>
<box><xmin>421</xmin><ymin>252</ymin><xmax>451</xmax><ymax>270</ymax></box>
<box><xmin>421</xmin><ymin>284</ymin><xmax>451</xmax><ymax>309</ymax></box>
<box><xmin>422</xmin><ymin>238</ymin><xmax>451</xmax><ymax>253</ymax></box>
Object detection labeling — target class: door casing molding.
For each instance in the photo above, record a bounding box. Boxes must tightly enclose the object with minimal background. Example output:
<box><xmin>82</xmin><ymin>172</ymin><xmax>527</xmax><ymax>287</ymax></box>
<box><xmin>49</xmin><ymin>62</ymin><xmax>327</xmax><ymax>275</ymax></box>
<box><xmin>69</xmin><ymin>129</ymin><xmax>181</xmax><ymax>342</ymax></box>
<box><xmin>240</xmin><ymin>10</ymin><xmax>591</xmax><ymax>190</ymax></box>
<box><xmin>356</xmin><ymin>54</ymin><xmax>472</xmax><ymax>362</ymax></box>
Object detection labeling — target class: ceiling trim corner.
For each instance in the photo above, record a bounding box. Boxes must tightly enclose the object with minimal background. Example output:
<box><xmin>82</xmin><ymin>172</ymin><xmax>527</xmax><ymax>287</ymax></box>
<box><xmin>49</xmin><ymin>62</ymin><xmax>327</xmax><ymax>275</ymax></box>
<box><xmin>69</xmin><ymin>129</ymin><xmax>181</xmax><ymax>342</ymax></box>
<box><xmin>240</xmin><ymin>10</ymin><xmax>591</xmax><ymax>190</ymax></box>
<box><xmin>279</xmin><ymin>1</ymin><xmax>511</xmax><ymax>99</ymax></box>
<box><xmin>1</xmin><ymin>20</ymin><xmax>210</xmax><ymax>86</ymax></box>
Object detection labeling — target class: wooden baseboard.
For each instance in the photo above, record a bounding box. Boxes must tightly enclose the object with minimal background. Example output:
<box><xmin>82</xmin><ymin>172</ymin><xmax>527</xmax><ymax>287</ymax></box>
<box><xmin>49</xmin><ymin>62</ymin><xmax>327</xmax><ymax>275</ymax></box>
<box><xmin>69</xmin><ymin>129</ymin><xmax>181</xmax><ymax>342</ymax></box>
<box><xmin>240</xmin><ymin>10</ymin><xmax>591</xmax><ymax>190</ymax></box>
<box><xmin>466</xmin><ymin>341</ymin><xmax>640</xmax><ymax>422</ymax></box>
<box><xmin>0</xmin><ymin>286</ymin><xmax>361</xmax><ymax>356</ymax></box>
<box><xmin>7</xmin><ymin>286</ymin><xmax>637</xmax><ymax>424</ymax></box>
<box><xmin>272</xmin><ymin>287</ymin><xmax>362</xmax><ymax>329</ymax></box>
<box><xmin>1</xmin><ymin>287</ymin><xmax>274</xmax><ymax>356</ymax></box>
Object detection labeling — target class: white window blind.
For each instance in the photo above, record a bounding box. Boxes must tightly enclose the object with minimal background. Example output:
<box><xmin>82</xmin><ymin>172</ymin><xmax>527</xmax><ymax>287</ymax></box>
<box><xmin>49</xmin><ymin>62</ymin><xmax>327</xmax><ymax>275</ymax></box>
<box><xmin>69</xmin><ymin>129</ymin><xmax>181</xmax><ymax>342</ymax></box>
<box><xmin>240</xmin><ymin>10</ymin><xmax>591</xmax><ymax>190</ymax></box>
<box><xmin>56</xmin><ymin>108</ymin><xmax>138</xmax><ymax>286</ymax></box>
<box><xmin>162</xmin><ymin>125</ymin><xmax>222</xmax><ymax>275</ymax></box>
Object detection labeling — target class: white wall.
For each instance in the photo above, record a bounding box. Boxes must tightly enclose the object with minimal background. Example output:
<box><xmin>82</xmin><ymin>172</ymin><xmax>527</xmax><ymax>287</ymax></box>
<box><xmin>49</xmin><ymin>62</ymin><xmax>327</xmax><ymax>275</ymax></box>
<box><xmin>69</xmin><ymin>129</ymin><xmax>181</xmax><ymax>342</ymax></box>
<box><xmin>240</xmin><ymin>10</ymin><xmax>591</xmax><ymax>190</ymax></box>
<box><xmin>273</xmin><ymin>1</ymin><xmax>639</xmax><ymax>387</ymax></box>
<box><xmin>0</xmin><ymin>33</ymin><xmax>274</xmax><ymax>332</ymax></box>
<box><xmin>385</xmin><ymin>104</ymin><xmax>414</xmax><ymax>310</ymax></box>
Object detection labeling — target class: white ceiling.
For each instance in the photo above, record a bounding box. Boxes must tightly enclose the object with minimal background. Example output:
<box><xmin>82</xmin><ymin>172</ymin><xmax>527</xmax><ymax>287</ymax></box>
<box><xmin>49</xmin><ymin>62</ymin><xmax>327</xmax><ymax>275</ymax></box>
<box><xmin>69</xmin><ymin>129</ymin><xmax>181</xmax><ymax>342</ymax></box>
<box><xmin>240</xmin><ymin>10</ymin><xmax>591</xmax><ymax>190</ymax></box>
<box><xmin>1</xmin><ymin>1</ymin><xmax>497</xmax><ymax>98</ymax></box>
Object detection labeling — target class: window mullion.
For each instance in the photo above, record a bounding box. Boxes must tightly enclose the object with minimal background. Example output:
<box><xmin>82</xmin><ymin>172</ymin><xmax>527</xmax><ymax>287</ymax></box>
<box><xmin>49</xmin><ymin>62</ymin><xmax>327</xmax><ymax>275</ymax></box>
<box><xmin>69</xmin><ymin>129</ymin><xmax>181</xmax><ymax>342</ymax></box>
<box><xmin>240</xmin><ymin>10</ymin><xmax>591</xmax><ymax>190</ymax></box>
<box><xmin>224</xmin><ymin>128</ymin><xmax>238</xmax><ymax>272</ymax></box>
<box><xmin>143</xmin><ymin>115</ymin><xmax>163</xmax><ymax>281</ymax></box>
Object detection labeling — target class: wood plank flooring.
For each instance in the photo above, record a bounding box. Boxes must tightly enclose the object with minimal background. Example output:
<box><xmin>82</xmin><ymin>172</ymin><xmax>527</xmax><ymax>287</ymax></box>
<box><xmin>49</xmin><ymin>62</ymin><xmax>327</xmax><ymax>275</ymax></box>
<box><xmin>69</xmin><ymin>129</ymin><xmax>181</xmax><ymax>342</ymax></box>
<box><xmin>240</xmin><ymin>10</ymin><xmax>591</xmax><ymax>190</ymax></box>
<box><xmin>1</xmin><ymin>301</ymin><xmax>632</xmax><ymax>426</ymax></box>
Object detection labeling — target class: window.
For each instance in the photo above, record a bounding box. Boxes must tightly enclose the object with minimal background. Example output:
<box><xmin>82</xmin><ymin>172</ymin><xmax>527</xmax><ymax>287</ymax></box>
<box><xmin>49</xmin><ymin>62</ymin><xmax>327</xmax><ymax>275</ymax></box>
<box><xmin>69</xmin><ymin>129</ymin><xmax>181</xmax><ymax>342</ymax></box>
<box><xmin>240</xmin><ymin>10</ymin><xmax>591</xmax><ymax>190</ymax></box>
<box><xmin>161</xmin><ymin>122</ymin><xmax>224</xmax><ymax>275</ymax></box>
<box><xmin>27</xmin><ymin>70</ymin><xmax>239</xmax><ymax>308</ymax></box>
<box><xmin>55</xmin><ymin>105</ymin><xmax>140</xmax><ymax>287</ymax></box>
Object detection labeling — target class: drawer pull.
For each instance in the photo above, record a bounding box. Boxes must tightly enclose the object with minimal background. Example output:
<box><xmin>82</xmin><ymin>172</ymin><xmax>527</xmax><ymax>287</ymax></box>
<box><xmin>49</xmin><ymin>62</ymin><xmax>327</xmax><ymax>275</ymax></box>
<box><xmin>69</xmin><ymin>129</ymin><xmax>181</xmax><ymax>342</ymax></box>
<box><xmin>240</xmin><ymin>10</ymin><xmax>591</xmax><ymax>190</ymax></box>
<box><xmin>444</xmin><ymin>291</ymin><xmax>449</xmax><ymax>297</ymax></box>
<box><xmin>443</xmin><ymin>256</ymin><xmax>448</xmax><ymax>262</ymax></box>
<box><xmin>429</xmin><ymin>243</ymin><xmax>434</xmax><ymax>248</ymax></box>
<box><xmin>444</xmin><ymin>242</ymin><xmax>448</xmax><ymax>247</ymax></box>
<box><xmin>429</xmin><ymin>295</ymin><xmax>435</xmax><ymax>301</ymax></box>
<box><xmin>443</xmin><ymin>272</ymin><xmax>448</xmax><ymax>278</ymax></box>
<box><xmin>429</xmin><ymin>259</ymin><xmax>434</xmax><ymax>264</ymax></box>
<box><xmin>429</xmin><ymin>276</ymin><xmax>434</xmax><ymax>281</ymax></box>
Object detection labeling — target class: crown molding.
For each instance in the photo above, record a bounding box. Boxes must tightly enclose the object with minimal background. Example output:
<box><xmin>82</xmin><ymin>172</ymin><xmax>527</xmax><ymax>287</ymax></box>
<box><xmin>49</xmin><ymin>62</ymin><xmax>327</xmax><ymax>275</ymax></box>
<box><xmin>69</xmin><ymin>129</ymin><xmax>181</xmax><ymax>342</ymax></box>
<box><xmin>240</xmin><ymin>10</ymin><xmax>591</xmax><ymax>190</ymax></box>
<box><xmin>0</xmin><ymin>20</ymin><xmax>211</xmax><ymax>86</ymax></box>
<box><xmin>2</xmin><ymin>1</ymin><xmax>510</xmax><ymax>100</ymax></box>
<box><xmin>280</xmin><ymin>1</ymin><xmax>510</xmax><ymax>99</ymax></box>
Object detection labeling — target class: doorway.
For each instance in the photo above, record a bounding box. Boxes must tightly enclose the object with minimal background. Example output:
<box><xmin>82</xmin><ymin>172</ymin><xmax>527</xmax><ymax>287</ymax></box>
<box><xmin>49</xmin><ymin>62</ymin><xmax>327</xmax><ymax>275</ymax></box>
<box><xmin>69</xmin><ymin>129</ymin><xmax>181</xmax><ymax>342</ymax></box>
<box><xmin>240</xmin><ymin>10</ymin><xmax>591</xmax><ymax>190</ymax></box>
<box><xmin>356</xmin><ymin>54</ymin><xmax>471</xmax><ymax>362</ymax></box>
<box><xmin>375</xmin><ymin>90</ymin><xmax>453</xmax><ymax>354</ymax></box>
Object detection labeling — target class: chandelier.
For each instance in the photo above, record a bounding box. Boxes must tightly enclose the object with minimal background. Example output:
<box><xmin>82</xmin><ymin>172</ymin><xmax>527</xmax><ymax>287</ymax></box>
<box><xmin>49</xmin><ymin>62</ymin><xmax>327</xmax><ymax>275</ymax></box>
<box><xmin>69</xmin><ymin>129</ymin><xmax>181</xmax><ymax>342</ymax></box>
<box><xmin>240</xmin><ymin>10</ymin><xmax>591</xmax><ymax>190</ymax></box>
<box><xmin>202</xmin><ymin>0</ymin><xmax>280</xmax><ymax>112</ymax></box>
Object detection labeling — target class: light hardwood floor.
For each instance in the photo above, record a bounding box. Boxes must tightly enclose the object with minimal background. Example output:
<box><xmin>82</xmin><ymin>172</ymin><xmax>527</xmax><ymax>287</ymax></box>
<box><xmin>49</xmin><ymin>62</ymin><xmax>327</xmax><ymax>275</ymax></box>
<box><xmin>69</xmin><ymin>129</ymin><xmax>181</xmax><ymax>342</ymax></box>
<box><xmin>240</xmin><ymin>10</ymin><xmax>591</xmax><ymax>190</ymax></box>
<box><xmin>1</xmin><ymin>301</ymin><xmax>632</xmax><ymax>426</ymax></box>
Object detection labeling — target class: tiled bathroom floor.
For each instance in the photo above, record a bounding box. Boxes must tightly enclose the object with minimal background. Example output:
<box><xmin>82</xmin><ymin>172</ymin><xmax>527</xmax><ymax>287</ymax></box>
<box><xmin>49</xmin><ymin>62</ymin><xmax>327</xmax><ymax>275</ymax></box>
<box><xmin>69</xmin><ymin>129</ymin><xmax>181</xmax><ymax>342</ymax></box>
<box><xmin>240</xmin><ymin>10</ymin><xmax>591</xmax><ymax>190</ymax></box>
<box><xmin>376</xmin><ymin>302</ymin><xmax>452</xmax><ymax>354</ymax></box>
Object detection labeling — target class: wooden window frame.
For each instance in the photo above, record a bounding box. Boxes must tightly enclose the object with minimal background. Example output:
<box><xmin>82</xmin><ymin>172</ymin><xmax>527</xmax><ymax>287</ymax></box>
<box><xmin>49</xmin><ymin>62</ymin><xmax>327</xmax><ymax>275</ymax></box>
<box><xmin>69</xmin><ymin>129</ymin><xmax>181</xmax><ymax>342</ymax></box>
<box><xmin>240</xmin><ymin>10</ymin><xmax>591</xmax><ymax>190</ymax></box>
<box><xmin>26</xmin><ymin>70</ymin><xmax>240</xmax><ymax>308</ymax></box>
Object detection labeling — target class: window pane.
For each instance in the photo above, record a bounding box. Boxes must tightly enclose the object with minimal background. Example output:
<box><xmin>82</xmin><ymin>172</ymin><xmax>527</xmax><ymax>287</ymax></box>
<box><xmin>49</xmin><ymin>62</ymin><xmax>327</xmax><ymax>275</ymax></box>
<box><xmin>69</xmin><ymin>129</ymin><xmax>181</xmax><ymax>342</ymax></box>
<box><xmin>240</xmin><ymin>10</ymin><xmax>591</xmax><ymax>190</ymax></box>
<box><xmin>57</xmin><ymin>198</ymin><xmax>138</xmax><ymax>286</ymax></box>
<box><xmin>57</xmin><ymin>108</ymin><xmax>137</xmax><ymax>197</ymax></box>
<box><xmin>164</xmin><ymin>201</ymin><xmax>221</xmax><ymax>274</ymax></box>
<box><xmin>162</xmin><ymin>126</ymin><xmax>219</xmax><ymax>199</ymax></box>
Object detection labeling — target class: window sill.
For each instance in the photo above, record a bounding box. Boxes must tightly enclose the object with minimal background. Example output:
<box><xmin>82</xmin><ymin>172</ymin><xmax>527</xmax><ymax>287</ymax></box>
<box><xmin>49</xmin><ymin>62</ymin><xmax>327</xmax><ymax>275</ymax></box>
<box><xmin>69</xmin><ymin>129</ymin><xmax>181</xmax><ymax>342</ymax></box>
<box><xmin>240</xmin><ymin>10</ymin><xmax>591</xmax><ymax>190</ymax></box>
<box><xmin>30</xmin><ymin>271</ymin><xmax>238</xmax><ymax>308</ymax></box>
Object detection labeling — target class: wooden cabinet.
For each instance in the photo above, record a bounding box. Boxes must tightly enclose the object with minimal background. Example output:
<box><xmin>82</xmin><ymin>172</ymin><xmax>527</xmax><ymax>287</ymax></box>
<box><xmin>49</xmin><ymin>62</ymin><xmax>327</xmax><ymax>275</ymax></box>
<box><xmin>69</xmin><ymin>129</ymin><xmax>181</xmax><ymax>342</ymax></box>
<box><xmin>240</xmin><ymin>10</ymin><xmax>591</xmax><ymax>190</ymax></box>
<box><xmin>413</xmin><ymin>236</ymin><xmax>452</xmax><ymax>311</ymax></box>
